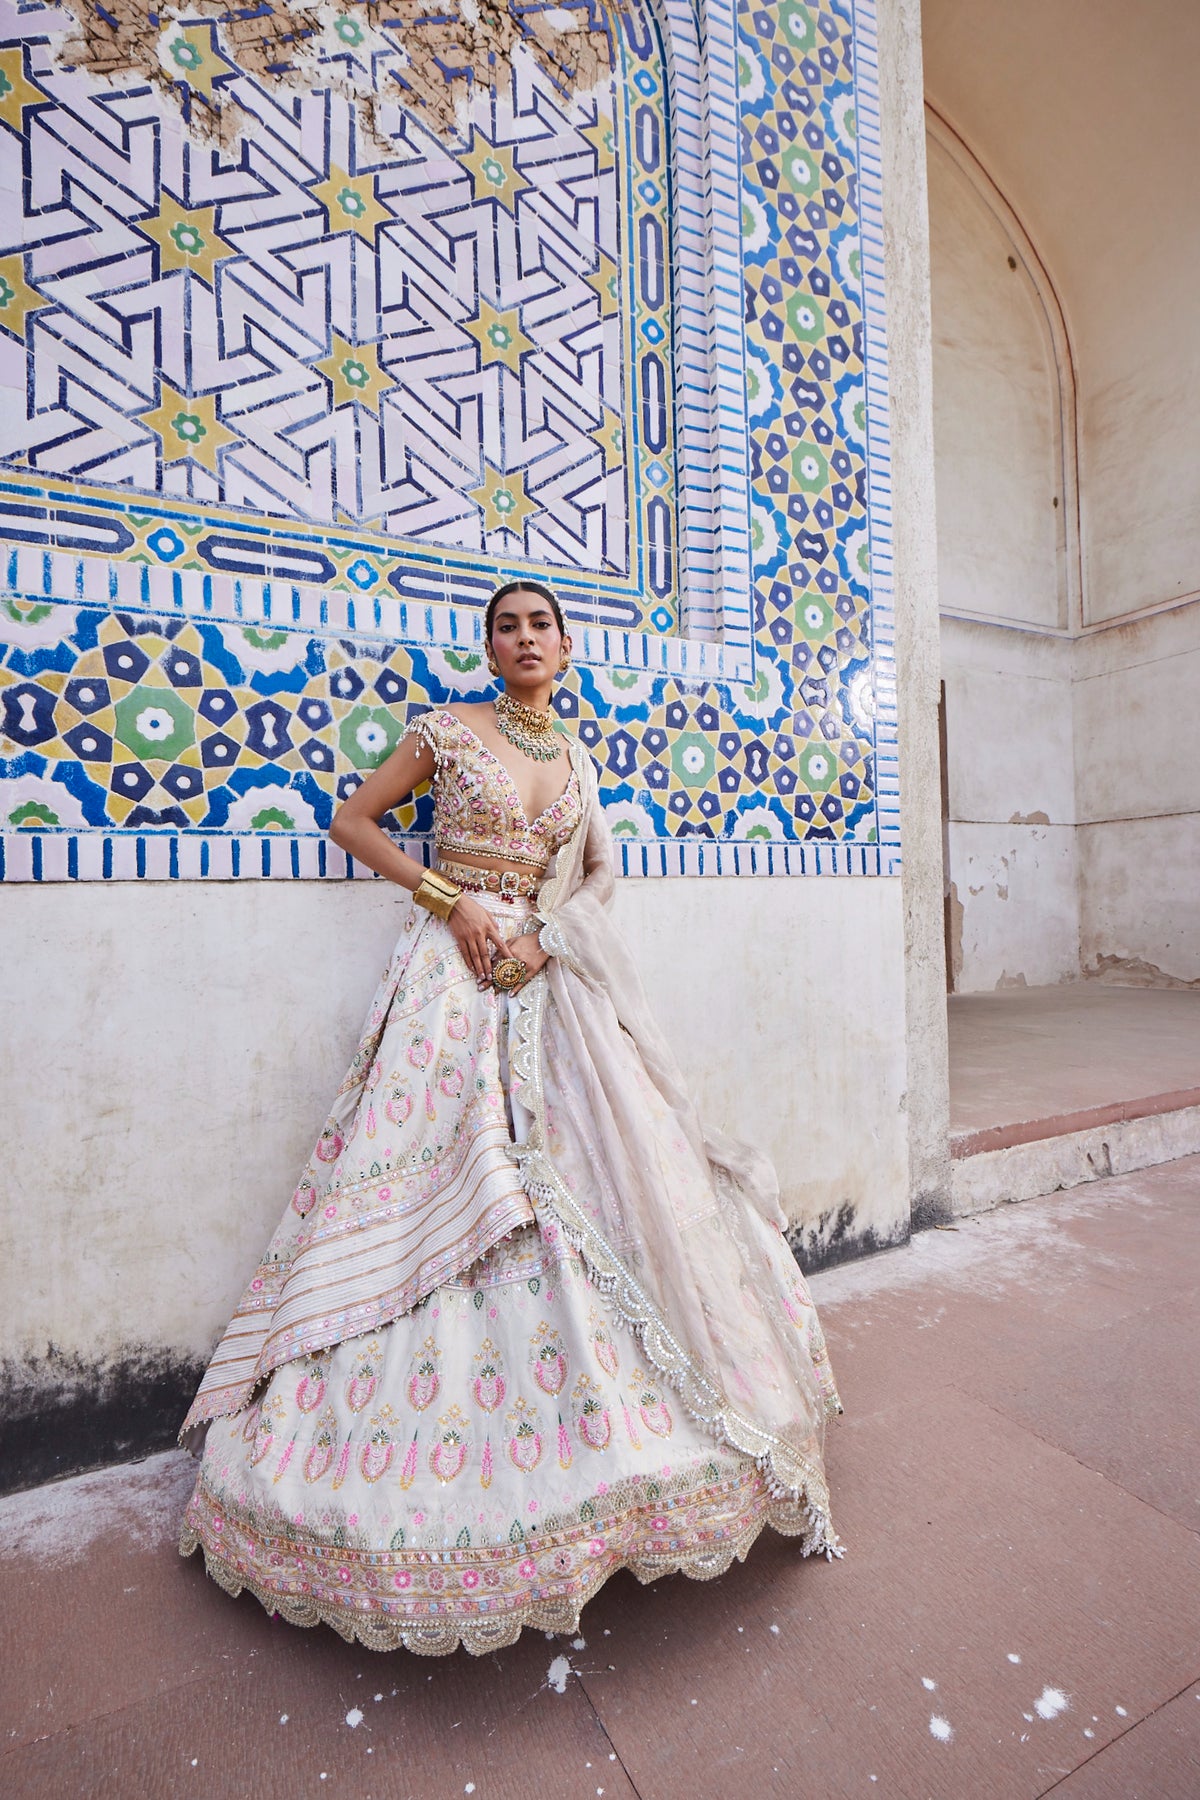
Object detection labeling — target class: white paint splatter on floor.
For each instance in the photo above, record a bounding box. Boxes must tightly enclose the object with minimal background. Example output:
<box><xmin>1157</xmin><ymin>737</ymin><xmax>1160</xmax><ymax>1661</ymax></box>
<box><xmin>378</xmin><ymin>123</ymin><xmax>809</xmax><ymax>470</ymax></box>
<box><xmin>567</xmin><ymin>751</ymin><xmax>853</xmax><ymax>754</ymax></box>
<box><xmin>547</xmin><ymin>1655</ymin><xmax>572</xmax><ymax>1694</ymax></box>
<box><xmin>1034</xmin><ymin>1688</ymin><xmax>1068</xmax><ymax>1721</ymax></box>
<box><xmin>279</xmin><ymin>1714</ymin><xmax>288</xmax><ymax>1725</ymax></box>
<box><xmin>345</xmin><ymin>1707</ymin><xmax>364</xmax><ymax>1728</ymax></box>
<box><xmin>769</xmin><ymin>1622</ymin><xmax>780</xmax><ymax>1635</ymax></box>
<box><xmin>1007</xmin><ymin>1653</ymin><xmax>1021</xmax><ymax>1664</ymax></box>
<box><xmin>572</xmin><ymin>1637</ymin><xmax>586</xmax><ymax>1650</ymax></box>
<box><xmin>465</xmin><ymin>1785</ymin><xmax>476</xmax><ymax>1795</ymax></box>
<box><xmin>1115</xmin><ymin>1705</ymin><xmax>1128</xmax><ymax>1717</ymax></box>
<box><xmin>929</xmin><ymin>1716</ymin><xmax>953</xmax><ymax>1743</ymax></box>
<box><xmin>921</xmin><ymin>1677</ymin><xmax>937</xmax><ymax>1691</ymax></box>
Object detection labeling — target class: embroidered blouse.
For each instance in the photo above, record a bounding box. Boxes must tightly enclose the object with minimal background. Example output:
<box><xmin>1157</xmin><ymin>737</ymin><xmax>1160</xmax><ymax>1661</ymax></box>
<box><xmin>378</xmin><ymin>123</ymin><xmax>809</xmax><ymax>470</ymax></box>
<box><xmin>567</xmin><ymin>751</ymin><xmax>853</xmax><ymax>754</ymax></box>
<box><xmin>411</xmin><ymin>708</ymin><xmax>581</xmax><ymax>870</ymax></box>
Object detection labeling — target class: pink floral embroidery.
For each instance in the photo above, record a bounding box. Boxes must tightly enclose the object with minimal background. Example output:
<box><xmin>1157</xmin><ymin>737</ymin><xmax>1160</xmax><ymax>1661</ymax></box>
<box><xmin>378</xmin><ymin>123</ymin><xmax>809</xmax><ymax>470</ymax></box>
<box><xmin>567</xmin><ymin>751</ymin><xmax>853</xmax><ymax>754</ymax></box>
<box><xmin>413</xmin><ymin>710</ymin><xmax>581</xmax><ymax>870</ymax></box>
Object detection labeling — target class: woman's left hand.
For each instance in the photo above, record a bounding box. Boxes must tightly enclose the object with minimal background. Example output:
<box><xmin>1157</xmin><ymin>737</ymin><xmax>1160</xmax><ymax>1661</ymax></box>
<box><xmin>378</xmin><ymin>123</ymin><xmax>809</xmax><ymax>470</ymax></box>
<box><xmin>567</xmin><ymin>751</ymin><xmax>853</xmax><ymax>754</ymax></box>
<box><xmin>507</xmin><ymin>933</ymin><xmax>550</xmax><ymax>985</ymax></box>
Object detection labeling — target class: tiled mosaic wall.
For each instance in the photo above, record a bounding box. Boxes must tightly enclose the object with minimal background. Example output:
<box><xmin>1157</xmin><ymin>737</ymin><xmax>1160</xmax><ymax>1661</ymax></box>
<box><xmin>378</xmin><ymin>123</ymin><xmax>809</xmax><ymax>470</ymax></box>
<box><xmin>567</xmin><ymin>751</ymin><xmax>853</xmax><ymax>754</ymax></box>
<box><xmin>0</xmin><ymin>0</ymin><xmax>898</xmax><ymax>881</ymax></box>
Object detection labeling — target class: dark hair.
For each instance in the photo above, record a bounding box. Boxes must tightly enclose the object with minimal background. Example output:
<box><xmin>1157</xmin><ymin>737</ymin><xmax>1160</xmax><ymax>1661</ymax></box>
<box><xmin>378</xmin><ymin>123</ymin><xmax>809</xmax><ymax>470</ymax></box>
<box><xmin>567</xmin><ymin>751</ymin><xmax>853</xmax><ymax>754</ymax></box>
<box><xmin>484</xmin><ymin>580</ymin><xmax>565</xmax><ymax>641</ymax></box>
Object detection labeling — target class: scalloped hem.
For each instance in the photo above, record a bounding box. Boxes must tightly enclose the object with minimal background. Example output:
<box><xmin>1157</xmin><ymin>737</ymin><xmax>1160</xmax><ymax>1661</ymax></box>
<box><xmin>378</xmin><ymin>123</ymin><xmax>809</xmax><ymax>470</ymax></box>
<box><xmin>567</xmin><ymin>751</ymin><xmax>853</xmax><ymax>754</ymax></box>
<box><xmin>180</xmin><ymin>1501</ymin><xmax>838</xmax><ymax>1657</ymax></box>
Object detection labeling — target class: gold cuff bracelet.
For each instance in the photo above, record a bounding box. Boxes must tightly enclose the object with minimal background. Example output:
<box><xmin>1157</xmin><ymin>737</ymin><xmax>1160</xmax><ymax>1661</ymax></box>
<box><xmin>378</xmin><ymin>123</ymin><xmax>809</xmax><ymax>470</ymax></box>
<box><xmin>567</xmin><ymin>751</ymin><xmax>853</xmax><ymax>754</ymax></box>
<box><xmin>414</xmin><ymin>870</ymin><xmax>462</xmax><ymax>922</ymax></box>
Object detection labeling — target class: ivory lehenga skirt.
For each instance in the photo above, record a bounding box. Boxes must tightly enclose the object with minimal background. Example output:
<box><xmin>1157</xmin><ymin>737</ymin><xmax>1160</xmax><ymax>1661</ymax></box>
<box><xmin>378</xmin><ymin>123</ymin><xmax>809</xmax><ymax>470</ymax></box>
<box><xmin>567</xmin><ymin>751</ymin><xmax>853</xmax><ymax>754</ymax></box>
<box><xmin>180</xmin><ymin>894</ymin><xmax>842</xmax><ymax>1655</ymax></box>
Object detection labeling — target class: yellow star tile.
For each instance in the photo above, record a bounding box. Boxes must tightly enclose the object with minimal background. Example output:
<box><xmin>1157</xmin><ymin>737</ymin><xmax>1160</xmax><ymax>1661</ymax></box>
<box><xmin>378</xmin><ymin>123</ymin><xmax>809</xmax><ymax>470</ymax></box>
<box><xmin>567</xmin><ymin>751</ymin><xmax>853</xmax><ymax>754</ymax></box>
<box><xmin>159</xmin><ymin>23</ymin><xmax>227</xmax><ymax>103</ymax></box>
<box><xmin>0</xmin><ymin>254</ymin><xmax>47</xmax><ymax>341</ymax></box>
<box><xmin>310</xmin><ymin>165</ymin><xmax>391</xmax><ymax>245</ymax></box>
<box><xmin>461</xmin><ymin>132</ymin><xmax>531</xmax><ymax>214</ymax></box>
<box><xmin>139</xmin><ymin>195</ymin><xmax>232</xmax><ymax>287</ymax></box>
<box><xmin>579</xmin><ymin>110</ymin><xmax>617</xmax><ymax>170</ymax></box>
<box><xmin>142</xmin><ymin>382</ymin><xmax>236</xmax><ymax>473</ymax></box>
<box><xmin>317</xmin><ymin>334</ymin><xmax>394</xmax><ymax>414</ymax></box>
<box><xmin>462</xmin><ymin>299</ymin><xmax>533</xmax><ymax>373</ymax></box>
<box><xmin>585</xmin><ymin>256</ymin><xmax>621</xmax><ymax>320</ymax></box>
<box><xmin>591</xmin><ymin>409</ymin><xmax>624</xmax><ymax>471</ymax></box>
<box><xmin>0</xmin><ymin>46</ymin><xmax>47</xmax><ymax>135</ymax></box>
<box><xmin>469</xmin><ymin>468</ymin><xmax>538</xmax><ymax>538</ymax></box>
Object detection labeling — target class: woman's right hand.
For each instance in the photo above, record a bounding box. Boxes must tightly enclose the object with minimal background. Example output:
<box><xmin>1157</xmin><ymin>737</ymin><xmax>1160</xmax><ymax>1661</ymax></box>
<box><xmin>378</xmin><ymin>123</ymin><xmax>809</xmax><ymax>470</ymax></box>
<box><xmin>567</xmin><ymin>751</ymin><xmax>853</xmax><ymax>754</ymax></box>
<box><xmin>446</xmin><ymin>894</ymin><xmax>512</xmax><ymax>988</ymax></box>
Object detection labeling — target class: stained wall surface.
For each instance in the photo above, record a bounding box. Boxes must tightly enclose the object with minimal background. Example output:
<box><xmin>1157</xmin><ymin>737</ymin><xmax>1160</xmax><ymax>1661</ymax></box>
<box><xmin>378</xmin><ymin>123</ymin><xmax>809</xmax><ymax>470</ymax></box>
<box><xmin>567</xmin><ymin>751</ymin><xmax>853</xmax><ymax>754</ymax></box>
<box><xmin>0</xmin><ymin>875</ymin><xmax>910</xmax><ymax>1488</ymax></box>
<box><xmin>924</xmin><ymin>0</ymin><xmax>1200</xmax><ymax>993</ymax></box>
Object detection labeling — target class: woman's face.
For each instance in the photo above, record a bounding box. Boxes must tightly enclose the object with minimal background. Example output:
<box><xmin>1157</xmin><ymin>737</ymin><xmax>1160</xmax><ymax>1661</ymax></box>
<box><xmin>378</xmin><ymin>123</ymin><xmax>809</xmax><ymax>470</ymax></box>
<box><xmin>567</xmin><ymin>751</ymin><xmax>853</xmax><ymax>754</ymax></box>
<box><xmin>488</xmin><ymin>588</ymin><xmax>568</xmax><ymax>685</ymax></box>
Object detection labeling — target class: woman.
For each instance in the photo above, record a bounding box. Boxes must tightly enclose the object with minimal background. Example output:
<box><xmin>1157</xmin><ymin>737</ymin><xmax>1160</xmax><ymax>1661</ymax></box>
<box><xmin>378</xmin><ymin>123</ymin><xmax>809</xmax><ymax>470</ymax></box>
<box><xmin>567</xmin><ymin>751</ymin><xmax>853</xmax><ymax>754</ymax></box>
<box><xmin>180</xmin><ymin>580</ymin><xmax>842</xmax><ymax>1656</ymax></box>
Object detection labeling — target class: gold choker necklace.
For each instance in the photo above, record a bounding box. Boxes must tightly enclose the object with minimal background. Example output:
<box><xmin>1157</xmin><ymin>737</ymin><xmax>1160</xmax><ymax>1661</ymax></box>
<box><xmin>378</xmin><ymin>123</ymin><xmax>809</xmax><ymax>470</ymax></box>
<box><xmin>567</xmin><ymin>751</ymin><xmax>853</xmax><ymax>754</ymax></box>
<box><xmin>494</xmin><ymin>691</ymin><xmax>561</xmax><ymax>762</ymax></box>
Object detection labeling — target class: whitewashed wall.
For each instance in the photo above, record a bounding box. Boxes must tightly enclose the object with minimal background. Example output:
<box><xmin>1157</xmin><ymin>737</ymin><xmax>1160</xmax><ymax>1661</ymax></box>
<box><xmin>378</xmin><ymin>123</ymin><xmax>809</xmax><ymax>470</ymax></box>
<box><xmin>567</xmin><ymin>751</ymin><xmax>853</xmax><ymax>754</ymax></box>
<box><xmin>927</xmin><ymin>122</ymin><xmax>1077</xmax><ymax>989</ymax></box>
<box><xmin>924</xmin><ymin>0</ymin><xmax>1200</xmax><ymax>992</ymax></box>
<box><xmin>0</xmin><ymin>878</ymin><xmax>911</xmax><ymax>1387</ymax></box>
<box><xmin>941</xmin><ymin>618</ymin><xmax>1078</xmax><ymax>989</ymax></box>
<box><xmin>1075</xmin><ymin>603</ymin><xmax>1200</xmax><ymax>984</ymax></box>
<box><xmin>927</xmin><ymin>133</ymin><xmax>1066</xmax><ymax>635</ymax></box>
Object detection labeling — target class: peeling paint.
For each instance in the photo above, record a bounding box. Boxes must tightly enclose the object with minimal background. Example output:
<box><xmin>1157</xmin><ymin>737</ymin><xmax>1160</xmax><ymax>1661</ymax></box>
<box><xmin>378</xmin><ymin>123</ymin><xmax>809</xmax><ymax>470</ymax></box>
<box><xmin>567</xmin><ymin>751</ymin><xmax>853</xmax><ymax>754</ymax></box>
<box><xmin>1083</xmin><ymin>953</ymin><xmax>1200</xmax><ymax>990</ymax></box>
<box><xmin>947</xmin><ymin>880</ymin><xmax>964</xmax><ymax>987</ymax></box>
<box><xmin>1008</xmin><ymin>810</ymin><xmax>1050</xmax><ymax>825</ymax></box>
<box><xmin>55</xmin><ymin>0</ymin><xmax>612</xmax><ymax>148</ymax></box>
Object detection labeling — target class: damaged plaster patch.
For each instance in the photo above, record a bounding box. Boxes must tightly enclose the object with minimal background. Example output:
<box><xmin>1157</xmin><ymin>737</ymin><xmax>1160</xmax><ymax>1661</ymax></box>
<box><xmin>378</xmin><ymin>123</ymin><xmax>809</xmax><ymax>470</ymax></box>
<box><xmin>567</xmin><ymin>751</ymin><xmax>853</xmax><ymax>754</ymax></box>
<box><xmin>1083</xmin><ymin>954</ymin><xmax>1200</xmax><ymax>990</ymax></box>
<box><xmin>947</xmin><ymin>881</ymin><xmax>964</xmax><ymax>989</ymax></box>
<box><xmin>55</xmin><ymin>0</ymin><xmax>612</xmax><ymax>149</ymax></box>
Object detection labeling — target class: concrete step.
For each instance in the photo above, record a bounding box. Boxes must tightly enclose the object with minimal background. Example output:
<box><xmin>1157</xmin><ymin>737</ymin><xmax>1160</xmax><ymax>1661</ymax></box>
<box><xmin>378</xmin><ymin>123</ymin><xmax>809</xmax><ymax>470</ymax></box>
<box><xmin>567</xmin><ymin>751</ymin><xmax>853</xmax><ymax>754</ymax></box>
<box><xmin>951</xmin><ymin>1090</ymin><xmax>1200</xmax><ymax>1212</ymax></box>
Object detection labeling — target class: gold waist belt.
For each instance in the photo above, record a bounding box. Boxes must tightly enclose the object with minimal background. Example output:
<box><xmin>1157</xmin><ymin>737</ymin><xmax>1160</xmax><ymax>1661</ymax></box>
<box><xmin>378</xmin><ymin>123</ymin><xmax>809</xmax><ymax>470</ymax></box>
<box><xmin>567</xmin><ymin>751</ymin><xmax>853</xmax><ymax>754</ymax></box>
<box><xmin>437</xmin><ymin>858</ymin><xmax>544</xmax><ymax>900</ymax></box>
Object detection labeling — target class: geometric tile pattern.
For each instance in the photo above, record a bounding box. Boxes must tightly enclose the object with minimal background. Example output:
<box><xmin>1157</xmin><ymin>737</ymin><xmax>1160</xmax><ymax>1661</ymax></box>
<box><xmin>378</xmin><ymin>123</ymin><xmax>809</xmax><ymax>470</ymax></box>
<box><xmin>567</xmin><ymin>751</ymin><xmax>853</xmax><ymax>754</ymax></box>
<box><xmin>0</xmin><ymin>0</ymin><xmax>678</xmax><ymax>628</ymax></box>
<box><xmin>0</xmin><ymin>0</ymin><xmax>902</xmax><ymax>881</ymax></box>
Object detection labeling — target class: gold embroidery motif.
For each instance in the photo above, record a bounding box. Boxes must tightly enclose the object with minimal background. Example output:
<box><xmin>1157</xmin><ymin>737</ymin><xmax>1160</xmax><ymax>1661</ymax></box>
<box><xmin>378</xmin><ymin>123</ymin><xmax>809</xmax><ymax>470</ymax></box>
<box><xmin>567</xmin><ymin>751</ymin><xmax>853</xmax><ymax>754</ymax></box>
<box><xmin>429</xmin><ymin>1405</ymin><xmax>470</xmax><ymax>1482</ymax></box>
<box><xmin>530</xmin><ymin>1320</ymin><xmax>568</xmax><ymax>1395</ymax></box>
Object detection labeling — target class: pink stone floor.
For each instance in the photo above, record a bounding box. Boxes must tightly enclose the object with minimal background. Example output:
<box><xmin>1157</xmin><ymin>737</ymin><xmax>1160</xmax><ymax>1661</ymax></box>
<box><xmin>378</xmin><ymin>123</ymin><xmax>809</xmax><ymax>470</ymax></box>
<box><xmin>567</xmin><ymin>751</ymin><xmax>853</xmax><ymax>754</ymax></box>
<box><xmin>3</xmin><ymin>1156</ymin><xmax>1199</xmax><ymax>1800</ymax></box>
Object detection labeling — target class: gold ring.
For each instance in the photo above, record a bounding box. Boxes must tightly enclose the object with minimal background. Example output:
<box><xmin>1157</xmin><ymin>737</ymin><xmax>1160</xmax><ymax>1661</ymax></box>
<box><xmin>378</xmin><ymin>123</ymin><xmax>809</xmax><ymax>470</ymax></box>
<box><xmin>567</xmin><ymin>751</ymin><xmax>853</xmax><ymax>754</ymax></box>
<box><xmin>491</xmin><ymin>956</ymin><xmax>526</xmax><ymax>993</ymax></box>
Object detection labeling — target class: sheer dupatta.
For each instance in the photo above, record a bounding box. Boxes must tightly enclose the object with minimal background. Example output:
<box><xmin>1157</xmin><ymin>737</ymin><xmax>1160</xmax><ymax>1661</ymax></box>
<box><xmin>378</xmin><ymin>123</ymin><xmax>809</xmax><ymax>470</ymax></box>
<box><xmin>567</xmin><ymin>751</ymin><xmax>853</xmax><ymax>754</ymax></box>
<box><xmin>512</xmin><ymin>738</ymin><xmax>841</xmax><ymax>1555</ymax></box>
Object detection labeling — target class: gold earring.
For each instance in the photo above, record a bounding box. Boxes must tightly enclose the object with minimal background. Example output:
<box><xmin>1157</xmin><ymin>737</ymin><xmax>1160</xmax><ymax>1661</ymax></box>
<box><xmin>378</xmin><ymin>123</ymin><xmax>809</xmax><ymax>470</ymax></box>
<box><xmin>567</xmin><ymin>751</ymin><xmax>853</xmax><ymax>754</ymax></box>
<box><xmin>486</xmin><ymin>653</ymin><xmax>500</xmax><ymax>676</ymax></box>
<box><xmin>558</xmin><ymin>651</ymin><xmax>570</xmax><ymax>673</ymax></box>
